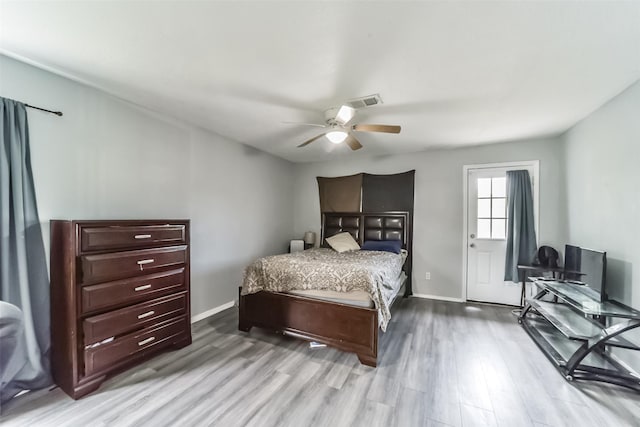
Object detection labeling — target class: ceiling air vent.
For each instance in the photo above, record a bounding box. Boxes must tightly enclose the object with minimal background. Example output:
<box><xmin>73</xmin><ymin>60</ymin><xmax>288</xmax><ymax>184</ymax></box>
<box><xmin>347</xmin><ymin>94</ymin><xmax>383</xmax><ymax>109</ymax></box>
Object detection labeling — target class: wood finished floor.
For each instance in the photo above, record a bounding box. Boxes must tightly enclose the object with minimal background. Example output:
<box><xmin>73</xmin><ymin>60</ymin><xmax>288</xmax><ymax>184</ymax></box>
<box><xmin>2</xmin><ymin>298</ymin><xmax>639</xmax><ymax>427</ymax></box>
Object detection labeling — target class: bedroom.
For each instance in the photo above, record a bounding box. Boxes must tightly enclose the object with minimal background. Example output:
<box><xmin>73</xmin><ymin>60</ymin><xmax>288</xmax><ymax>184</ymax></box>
<box><xmin>1</xmin><ymin>1</ymin><xmax>639</xmax><ymax>426</ymax></box>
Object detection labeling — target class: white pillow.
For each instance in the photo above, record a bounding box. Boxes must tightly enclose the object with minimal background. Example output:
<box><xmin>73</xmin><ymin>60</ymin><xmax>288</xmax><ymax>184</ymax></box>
<box><xmin>326</xmin><ymin>232</ymin><xmax>360</xmax><ymax>253</ymax></box>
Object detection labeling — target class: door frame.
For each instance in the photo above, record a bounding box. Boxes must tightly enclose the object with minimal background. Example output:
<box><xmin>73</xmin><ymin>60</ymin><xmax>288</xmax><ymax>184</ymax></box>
<box><xmin>461</xmin><ymin>160</ymin><xmax>540</xmax><ymax>303</ymax></box>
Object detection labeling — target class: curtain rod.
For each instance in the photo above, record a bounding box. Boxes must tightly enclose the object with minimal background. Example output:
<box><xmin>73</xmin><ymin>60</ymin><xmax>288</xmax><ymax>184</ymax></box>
<box><xmin>25</xmin><ymin>103</ymin><xmax>63</xmax><ymax>116</ymax></box>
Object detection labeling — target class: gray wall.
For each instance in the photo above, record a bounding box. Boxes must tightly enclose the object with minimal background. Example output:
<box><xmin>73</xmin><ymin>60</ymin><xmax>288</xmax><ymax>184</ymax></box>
<box><xmin>0</xmin><ymin>55</ymin><xmax>295</xmax><ymax>317</ymax></box>
<box><xmin>293</xmin><ymin>137</ymin><xmax>567</xmax><ymax>300</ymax></box>
<box><xmin>6</xmin><ymin>48</ymin><xmax>636</xmax><ymax>315</ymax></box>
<box><xmin>563</xmin><ymin>80</ymin><xmax>640</xmax><ymax>309</ymax></box>
<box><xmin>563</xmin><ymin>80</ymin><xmax>640</xmax><ymax>371</ymax></box>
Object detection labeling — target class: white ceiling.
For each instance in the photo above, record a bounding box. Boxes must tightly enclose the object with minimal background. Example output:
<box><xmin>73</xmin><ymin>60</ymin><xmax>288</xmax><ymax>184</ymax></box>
<box><xmin>1</xmin><ymin>1</ymin><xmax>639</xmax><ymax>163</ymax></box>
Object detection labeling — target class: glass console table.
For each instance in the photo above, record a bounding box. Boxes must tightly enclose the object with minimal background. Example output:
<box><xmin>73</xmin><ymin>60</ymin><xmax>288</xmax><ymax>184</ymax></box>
<box><xmin>519</xmin><ymin>279</ymin><xmax>640</xmax><ymax>392</ymax></box>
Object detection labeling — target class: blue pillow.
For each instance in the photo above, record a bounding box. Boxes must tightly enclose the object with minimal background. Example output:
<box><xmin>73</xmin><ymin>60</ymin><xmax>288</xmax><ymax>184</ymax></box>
<box><xmin>361</xmin><ymin>240</ymin><xmax>402</xmax><ymax>254</ymax></box>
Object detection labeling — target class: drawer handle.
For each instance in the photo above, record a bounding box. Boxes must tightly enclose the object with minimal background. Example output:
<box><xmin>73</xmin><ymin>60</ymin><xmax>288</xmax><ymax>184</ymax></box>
<box><xmin>134</xmin><ymin>234</ymin><xmax>152</xmax><ymax>239</ymax></box>
<box><xmin>137</xmin><ymin>259</ymin><xmax>155</xmax><ymax>266</ymax></box>
<box><xmin>137</xmin><ymin>310</ymin><xmax>155</xmax><ymax>319</ymax></box>
<box><xmin>138</xmin><ymin>337</ymin><xmax>155</xmax><ymax>346</ymax></box>
<box><xmin>134</xmin><ymin>284</ymin><xmax>152</xmax><ymax>292</ymax></box>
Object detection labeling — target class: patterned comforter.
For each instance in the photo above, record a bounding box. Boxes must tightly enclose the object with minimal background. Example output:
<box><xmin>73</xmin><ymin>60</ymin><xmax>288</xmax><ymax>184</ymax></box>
<box><xmin>241</xmin><ymin>248</ymin><xmax>405</xmax><ymax>331</ymax></box>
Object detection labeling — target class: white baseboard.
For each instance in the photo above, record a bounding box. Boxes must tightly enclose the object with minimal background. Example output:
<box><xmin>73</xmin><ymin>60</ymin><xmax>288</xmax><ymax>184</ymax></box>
<box><xmin>190</xmin><ymin>300</ymin><xmax>235</xmax><ymax>324</ymax></box>
<box><xmin>411</xmin><ymin>293</ymin><xmax>465</xmax><ymax>303</ymax></box>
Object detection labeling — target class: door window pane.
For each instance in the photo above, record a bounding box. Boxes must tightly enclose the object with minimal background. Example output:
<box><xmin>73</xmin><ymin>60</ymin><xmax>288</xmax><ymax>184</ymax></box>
<box><xmin>477</xmin><ymin>178</ymin><xmax>491</xmax><ymax>198</ymax></box>
<box><xmin>492</xmin><ymin>177</ymin><xmax>506</xmax><ymax>197</ymax></box>
<box><xmin>478</xmin><ymin>199</ymin><xmax>491</xmax><ymax>218</ymax></box>
<box><xmin>492</xmin><ymin>198</ymin><xmax>506</xmax><ymax>218</ymax></box>
<box><xmin>475</xmin><ymin>174</ymin><xmax>508</xmax><ymax>240</ymax></box>
<box><xmin>478</xmin><ymin>219</ymin><xmax>491</xmax><ymax>239</ymax></box>
<box><xmin>491</xmin><ymin>219</ymin><xmax>506</xmax><ymax>239</ymax></box>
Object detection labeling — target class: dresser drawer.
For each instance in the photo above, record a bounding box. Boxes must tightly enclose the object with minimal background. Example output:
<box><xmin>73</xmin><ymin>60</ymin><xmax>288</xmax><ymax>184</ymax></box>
<box><xmin>81</xmin><ymin>268</ymin><xmax>185</xmax><ymax>313</ymax></box>
<box><xmin>84</xmin><ymin>317</ymin><xmax>187</xmax><ymax>377</ymax></box>
<box><xmin>81</xmin><ymin>246</ymin><xmax>187</xmax><ymax>284</ymax></box>
<box><xmin>83</xmin><ymin>293</ymin><xmax>187</xmax><ymax>345</ymax></box>
<box><xmin>80</xmin><ymin>224</ymin><xmax>186</xmax><ymax>253</ymax></box>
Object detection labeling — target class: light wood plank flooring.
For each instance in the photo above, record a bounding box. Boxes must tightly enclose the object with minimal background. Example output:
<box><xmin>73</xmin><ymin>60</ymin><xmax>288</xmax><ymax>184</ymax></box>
<box><xmin>2</xmin><ymin>298</ymin><xmax>639</xmax><ymax>426</ymax></box>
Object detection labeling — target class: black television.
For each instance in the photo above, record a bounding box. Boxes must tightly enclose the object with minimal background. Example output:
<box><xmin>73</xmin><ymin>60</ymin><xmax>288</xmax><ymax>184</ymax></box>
<box><xmin>564</xmin><ymin>244</ymin><xmax>607</xmax><ymax>302</ymax></box>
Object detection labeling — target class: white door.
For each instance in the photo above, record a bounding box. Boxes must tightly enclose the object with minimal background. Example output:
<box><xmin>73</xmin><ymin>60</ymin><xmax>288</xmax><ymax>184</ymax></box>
<box><xmin>465</xmin><ymin>165</ymin><xmax>536</xmax><ymax>305</ymax></box>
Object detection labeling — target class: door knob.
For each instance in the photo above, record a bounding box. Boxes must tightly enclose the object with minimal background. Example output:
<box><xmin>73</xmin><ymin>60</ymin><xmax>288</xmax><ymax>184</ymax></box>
<box><xmin>469</xmin><ymin>243</ymin><xmax>476</xmax><ymax>248</ymax></box>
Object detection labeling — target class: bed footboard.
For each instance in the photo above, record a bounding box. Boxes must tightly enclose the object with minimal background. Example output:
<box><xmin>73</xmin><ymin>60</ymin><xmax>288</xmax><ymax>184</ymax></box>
<box><xmin>238</xmin><ymin>288</ymin><xmax>378</xmax><ymax>367</ymax></box>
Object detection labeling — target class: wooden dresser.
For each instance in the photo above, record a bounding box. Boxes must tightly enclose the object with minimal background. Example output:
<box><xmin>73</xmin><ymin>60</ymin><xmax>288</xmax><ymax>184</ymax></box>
<box><xmin>50</xmin><ymin>219</ymin><xmax>191</xmax><ymax>399</ymax></box>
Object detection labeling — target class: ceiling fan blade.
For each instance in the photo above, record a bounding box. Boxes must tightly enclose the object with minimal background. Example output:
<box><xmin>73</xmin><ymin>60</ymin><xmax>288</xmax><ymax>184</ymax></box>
<box><xmin>282</xmin><ymin>121</ymin><xmax>327</xmax><ymax>128</ymax></box>
<box><xmin>344</xmin><ymin>134</ymin><xmax>363</xmax><ymax>151</ymax></box>
<box><xmin>297</xmin><ymin>133</ymin><xmax>326</xmax><ymax>148</ymax></box>
<box><xmin>352</xmin><ymin>124</ymin><xmax>401</xmax><ymax>134</ymax></box>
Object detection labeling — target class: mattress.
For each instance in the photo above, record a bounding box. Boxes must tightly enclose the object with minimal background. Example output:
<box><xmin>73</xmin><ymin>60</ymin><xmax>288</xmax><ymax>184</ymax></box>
<box><xmin>287</xmin><ymin>271</ymin><xmax>407</xmax><ymax>308</ymax></box>
<box><xmin>287</xmin><ymin>288</ymin><xmax>373</xmax><ymax>308</ymax></box>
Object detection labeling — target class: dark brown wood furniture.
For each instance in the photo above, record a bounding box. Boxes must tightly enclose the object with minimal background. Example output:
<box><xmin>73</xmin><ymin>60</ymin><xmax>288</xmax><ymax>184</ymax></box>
<box><xmin>50</xmin><ymin>219</ymin><xmax>191</xmax><ymax>399</ymax></box>
<box><xmin>239</xmin><ymin>211</ymin><xmax>412</xmax><ymax>367</ymax></box>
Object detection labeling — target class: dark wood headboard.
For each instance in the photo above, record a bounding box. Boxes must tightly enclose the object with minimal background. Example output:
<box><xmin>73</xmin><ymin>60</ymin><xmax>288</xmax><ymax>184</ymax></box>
<box><xmin>321</xmin><ymin>211</ymin><xmax>413</xmax><ymax>296</ymax></box>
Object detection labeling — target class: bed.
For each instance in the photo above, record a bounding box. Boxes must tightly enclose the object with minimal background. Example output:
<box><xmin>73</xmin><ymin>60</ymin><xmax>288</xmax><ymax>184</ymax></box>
<box><xmin>238</xmin><ymin>211</ymin><xmax>413</xmax><ymax>367</ymax></box>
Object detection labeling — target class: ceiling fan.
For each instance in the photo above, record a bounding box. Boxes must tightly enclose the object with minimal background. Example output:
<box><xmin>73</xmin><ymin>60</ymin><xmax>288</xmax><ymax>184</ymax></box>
<box><xmin>287</xmin><ymin>105</ymin><xmax>401</xmax><ymax>151</ymax></box>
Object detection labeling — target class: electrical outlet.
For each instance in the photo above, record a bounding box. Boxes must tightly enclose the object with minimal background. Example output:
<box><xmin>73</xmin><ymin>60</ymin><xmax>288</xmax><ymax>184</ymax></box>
<box><xmin>425</xmin><ymin>272</ymin><xmax>431</xmax><ymax>280</ymax></box>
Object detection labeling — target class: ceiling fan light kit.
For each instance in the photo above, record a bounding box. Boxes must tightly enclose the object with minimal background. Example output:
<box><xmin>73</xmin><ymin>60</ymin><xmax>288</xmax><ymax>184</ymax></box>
<box><xmin>291</xmin><ymin>94</ymin><xmax>401</xmax><ymax>151</ymax></box>
<box><xmin>326</xmin><ymin>130</ymin><xmax>348</xmax><ymax>144</ymax></box>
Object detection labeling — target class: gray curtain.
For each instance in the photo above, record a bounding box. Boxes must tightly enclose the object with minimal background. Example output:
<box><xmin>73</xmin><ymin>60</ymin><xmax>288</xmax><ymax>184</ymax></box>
<box><xmin>0</xmin><ymin>97</ymin><xmax>51</xmax><ymax>404</ymax></box>
<box><xmin>504</xmin><ymin>170</ymin><xmax>537</xmax><ymax>282</ymax></box>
